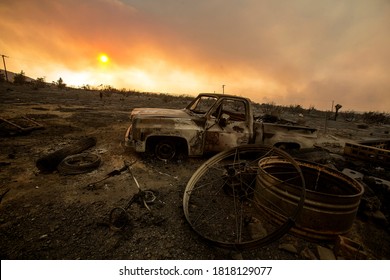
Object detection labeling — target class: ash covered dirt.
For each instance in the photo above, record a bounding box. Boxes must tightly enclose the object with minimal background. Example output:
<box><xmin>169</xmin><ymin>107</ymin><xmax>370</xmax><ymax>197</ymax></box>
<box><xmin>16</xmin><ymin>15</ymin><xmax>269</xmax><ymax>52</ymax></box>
<box><xmin>1</xmin><ymin>84</ymin><xmax>389</xmax><ymax>260</ymax></box>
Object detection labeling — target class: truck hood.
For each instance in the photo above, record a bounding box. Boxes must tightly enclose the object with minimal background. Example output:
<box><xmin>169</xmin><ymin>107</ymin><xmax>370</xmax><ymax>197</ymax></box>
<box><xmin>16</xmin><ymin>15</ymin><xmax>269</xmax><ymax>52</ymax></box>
<box><xmin>131</xmin><ymin>108</ymin><xmax>190</xmax><ymax>119</ymax></box>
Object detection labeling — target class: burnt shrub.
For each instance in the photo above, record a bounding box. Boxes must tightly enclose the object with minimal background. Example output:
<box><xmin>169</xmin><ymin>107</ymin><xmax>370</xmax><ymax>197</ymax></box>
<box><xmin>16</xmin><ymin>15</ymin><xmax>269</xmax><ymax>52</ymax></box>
<box><xmin>13</xmin><ymin>70</ymin><xmax>27</xmax><ymax>84</ymax></box>
<box><xmin>32</xmin><ymin>77</ymin><xmax>46</xmax><ymax>90</ymax></box>
<box><xmin>362</xmin><ymin>112</ymin><xmax>390</xmax><ymax>124</ymax></box>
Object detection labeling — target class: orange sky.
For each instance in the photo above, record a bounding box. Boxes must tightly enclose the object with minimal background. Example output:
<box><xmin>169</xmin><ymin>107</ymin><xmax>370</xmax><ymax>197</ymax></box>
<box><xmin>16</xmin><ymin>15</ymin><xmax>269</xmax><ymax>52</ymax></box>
<box><xmin>1</xmin><ymin>0</ymin><xmax>389</xmax><ymax>112</ymax></box>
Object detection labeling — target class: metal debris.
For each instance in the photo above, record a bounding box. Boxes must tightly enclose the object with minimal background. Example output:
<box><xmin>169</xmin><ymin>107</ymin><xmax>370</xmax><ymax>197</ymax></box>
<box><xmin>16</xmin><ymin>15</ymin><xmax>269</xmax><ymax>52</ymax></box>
<box><xmin>344</xmin><ymin>139</ymin><xmax>390</xmax><ymax>165</ymax></box>
<box><xmin>256</xmin><ymin>158</ymin><xmax>364</xmax><ymax>241</ymax></box>
<box><xmin>86</xmin><ymin>160</ymin><xmax>136</xmax><ymax>189</ymax></box>
<box><xmin>0</xmin><ymin>116</ymin><xmax>44</xmax><ymax>136</ymax></box>
<box><xmin>108</xmin><ymin>161</ymin><xmax>157</xmax><ymax>231</ymax></box>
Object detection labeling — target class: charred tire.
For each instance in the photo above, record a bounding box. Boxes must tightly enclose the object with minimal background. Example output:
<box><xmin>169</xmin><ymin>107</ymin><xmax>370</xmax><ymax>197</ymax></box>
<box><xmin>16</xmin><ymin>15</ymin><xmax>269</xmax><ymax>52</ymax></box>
<box><xmin>155</xmin><ymin>140</ymin><xmax>177</xmax><ymax>161</ymax></box>
<box><xmin>57</xmin><ymin>153</ymin><xmax>101</xmax><ymax>175</ymax></box>
<box><xmin>36</xmin><ymin>136</ymin><xmax>97</xmax><ymax>173</ymax></box>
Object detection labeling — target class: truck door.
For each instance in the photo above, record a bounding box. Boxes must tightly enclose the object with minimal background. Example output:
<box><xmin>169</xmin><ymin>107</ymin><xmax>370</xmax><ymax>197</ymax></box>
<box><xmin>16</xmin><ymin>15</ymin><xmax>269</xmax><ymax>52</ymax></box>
<box><xmin>203</xmin><ymin>98</ymin><xmax>252</xmax><ymax>153</ymax></box>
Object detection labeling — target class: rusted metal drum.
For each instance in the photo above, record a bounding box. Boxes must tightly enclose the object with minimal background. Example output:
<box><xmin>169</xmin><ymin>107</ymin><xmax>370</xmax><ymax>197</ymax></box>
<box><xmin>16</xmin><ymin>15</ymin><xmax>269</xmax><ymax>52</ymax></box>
<box><xmin>255</xmin><ymin>158</ymin><xmax>364</xmax><ymax>241</ymax></box>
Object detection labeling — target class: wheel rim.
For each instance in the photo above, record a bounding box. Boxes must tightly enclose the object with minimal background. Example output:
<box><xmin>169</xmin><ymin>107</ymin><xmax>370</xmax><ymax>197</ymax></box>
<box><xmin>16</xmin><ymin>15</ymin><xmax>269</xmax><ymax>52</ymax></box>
<box><xmin>155</xmin><ymin>142</ymin><xmax>176</xmax><ymax>161</ymax></box>
<box><xmin>183</xmin><ymin>144</ymin><xmax>306</xmax><ymax>250</ymax></box>
<box><xmin>58</xmin><ymin>153</ymin><xmax>101</xmax><ymax>175</ymax></box>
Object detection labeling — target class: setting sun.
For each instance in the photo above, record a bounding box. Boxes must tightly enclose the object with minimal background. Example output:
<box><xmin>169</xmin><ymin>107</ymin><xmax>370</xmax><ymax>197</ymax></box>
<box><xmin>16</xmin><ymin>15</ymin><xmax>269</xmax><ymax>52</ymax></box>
<box><xmin>98</xmin><ymin>54</ymin><xmax>109</xmax><ymax>64</ymax></box>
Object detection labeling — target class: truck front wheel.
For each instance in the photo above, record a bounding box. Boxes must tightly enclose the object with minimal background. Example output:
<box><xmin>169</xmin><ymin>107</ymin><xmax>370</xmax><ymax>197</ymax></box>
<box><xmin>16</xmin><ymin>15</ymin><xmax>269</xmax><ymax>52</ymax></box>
<box><xmin>155</xmin><ymin>140</ymin><xmax>177</xmax><ymax>161</ymax></box>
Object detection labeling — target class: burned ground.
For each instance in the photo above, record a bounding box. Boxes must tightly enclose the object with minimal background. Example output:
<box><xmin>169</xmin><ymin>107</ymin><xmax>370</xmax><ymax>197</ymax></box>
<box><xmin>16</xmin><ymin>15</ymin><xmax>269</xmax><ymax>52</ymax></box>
<box><xmin>0</xmin><ymin>84</ymin><xmax>389</xmax><ymax>260</ymax></box>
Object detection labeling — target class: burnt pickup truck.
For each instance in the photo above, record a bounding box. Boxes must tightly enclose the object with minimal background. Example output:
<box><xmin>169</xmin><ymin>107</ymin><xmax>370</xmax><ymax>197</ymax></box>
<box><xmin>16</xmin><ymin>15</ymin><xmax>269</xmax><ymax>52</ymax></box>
<box><xmin>125</xmin><ymin>93</ymin><xmax>318</xmax><ymax>160</ymax></box>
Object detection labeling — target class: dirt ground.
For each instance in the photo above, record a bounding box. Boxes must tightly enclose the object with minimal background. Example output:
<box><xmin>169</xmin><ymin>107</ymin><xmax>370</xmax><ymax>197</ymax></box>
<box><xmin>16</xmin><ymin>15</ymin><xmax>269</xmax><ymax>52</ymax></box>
<box><xmin>1</xmin><ymin>83</ymin><xmax>389</xmax><ymax>260</ymax></box>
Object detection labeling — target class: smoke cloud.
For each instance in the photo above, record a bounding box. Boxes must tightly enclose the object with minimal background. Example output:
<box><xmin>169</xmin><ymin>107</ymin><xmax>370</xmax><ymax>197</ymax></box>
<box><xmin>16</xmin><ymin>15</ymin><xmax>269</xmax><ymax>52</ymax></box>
<box><xmin>1</xmin><ymin>0</ymin><xmax>389</xmax><ymax>111</ymax></box>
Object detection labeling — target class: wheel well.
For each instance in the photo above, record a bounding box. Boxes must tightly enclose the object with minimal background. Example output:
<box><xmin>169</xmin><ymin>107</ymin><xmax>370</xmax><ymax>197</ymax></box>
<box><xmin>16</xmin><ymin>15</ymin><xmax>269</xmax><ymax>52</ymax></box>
<box><xmin>146</xmin><ymin>136</ymin><xmax>188</xmax><ymax>155</ymax></box>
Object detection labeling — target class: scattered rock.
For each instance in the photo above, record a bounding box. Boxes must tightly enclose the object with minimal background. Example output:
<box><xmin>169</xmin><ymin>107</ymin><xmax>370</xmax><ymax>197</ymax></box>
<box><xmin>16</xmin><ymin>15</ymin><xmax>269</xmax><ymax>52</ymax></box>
<box><xmin>230</xmin><ymin>252</ymin><xmax>244</xmax><ymax>260</ymax></box>
<box><xmin>334</xmin><ymin>236</ymin><xmax>368</xmax><ymax>260</ymax></box>
<box><xmin>300</xmin><ymin>247</ymin><xmax>317</xmax><ymax>260</ymax></box>
<box><xmin>358</xmin><ymin>181</ymin><xmax>382</xmax><ymax>213</ymax></box>
<box><xmin>39</xmin><ymin>234</ymin><xmax>48</xmax><ymax>239</ymax></box>
<box><xmin>367</xmin><ymin>176</ymin><xmax>390</xmax><ymax>193</ymax></box>
<box><xmin>278</xmin><ymin>243</ymin><xmax>298</xmax><ymax>254</ymax></box>
<box><xmin>371</xmin><ymin>210</ymin><xmax>389</xmax><ymax>227</ymax></box>
<box><xmin>316</xmin><ymin>245</ymin><xmax>336</xmax><ymax>260</ymax></box>
<box><xmin>360</xmin><ymin>199</ymin><xmax>382</xmax><ymax>215</ymax></box>
<box><xmin>248</xmin><ymin>217</ymin><xmax>267</xmax><ymax>239</ymax></box>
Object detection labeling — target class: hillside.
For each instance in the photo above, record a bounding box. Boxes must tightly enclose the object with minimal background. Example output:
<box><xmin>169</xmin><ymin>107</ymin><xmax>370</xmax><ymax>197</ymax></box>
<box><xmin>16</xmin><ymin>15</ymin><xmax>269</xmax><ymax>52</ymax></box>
<box><xmin>0</xmin><ymin>69</ymin><xmax>35</xmax><ymax>83</ymax></box>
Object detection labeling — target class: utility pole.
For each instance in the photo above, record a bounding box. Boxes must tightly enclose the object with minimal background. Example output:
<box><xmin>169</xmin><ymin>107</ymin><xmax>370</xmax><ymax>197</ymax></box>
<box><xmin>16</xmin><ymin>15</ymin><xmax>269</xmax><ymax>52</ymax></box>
<box><xmin>222</xmin><ymin>84</ymin><xmax>225</xmax><ymax>94</ymax></box>
<box><xmin>1</xmin><ymin>54</ymin><xmax>9</xmax><ymax>82</ymax></box>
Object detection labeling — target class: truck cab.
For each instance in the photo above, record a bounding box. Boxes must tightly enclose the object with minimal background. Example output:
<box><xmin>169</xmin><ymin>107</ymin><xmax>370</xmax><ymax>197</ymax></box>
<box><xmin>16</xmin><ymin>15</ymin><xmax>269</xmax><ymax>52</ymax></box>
<box><xmin>187</xmin><ymin>94</ymin><xmax>254</xmax><ymax>152</ymax></box>
<box><xmin>125</xmin><ymin>93</ymin><xmax>255</xmax><ymax>160</ymax></box>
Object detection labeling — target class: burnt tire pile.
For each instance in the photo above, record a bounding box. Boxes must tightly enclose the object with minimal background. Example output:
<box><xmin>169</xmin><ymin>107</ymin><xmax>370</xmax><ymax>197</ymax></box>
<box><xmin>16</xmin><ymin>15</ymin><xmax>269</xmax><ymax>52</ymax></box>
<box><xmin>36</xmin><ymin>136</ymin><xmax>101</xmax><ymax>174</ymax></box>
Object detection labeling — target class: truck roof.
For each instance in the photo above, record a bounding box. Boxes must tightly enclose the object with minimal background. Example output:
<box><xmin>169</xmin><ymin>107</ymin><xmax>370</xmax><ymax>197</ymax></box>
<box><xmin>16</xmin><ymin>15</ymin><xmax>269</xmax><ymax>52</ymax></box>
<box><xmin>197</xmin><ymin>93</ymin><xmax>252</xmax><ymax>102</ymax></box>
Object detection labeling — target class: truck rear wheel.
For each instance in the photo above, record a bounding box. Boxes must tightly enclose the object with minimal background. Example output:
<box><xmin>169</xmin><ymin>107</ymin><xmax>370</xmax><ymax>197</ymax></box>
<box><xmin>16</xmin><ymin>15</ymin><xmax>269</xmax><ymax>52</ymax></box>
<box><xmin>155</xmin><ymin>139</ymin><xmax>177</xmax><ymax>161</ymax></box>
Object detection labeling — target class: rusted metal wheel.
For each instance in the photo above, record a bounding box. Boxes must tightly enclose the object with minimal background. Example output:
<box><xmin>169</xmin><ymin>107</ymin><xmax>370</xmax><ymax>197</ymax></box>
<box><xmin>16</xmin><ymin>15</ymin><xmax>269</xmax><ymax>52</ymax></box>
<box><xmin>183</xmin><ymin>144</ymin><xmax>305</xmax><ymax>250</ymax></box>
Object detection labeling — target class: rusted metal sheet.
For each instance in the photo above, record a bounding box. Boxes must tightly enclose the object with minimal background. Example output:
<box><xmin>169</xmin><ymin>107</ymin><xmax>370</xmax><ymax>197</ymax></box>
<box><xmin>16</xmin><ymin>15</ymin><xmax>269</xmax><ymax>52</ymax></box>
<box><xmin>259</xmin><ymin>122</ymin><xmax>318</xmax><ymax>149</ymax></box>
<box><xmin>255</xmin><ymin>158</ymin><xmax>364</xmax><ymax>241</ymax></box>
<box><xmin>204</xmin><ymin>120</ymin><xmax>251</xmax><ymax>152</ymax></box>
<box><xmin>344</xmin><ymin>139</ymin><xmax>390</xmax><ymax>165</ymax></box>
